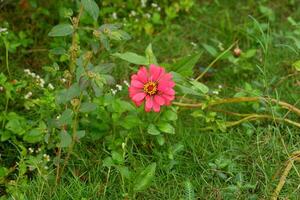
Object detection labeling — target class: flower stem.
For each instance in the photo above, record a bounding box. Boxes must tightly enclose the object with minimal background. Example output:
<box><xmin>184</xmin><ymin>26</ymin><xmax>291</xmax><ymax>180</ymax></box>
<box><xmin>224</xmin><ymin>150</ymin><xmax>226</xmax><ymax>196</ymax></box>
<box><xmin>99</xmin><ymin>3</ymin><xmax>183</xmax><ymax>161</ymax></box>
<box><xmin>195</xmin><ymin>41</ymin><xmax>237</xmax><ymax>81</ymax></box>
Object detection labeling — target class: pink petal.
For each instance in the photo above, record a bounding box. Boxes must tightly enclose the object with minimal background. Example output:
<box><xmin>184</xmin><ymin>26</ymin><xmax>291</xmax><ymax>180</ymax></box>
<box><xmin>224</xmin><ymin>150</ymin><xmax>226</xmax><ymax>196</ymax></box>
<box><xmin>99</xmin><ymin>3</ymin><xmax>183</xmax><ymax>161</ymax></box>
<box><xmin>153</xmin><ymin>101</ymin><xmax>161</xmax><ymax>112</ymax></box>
<box><xmin>150</xmin><ymin>64</ymin><xmax>164</xmax><ymax>81</ymax></box>
<box><xmin>134</xmin><ymin>100</ymin><xmax>143</xmax><ymax>107</ymax></box>
<box><xmin>145</xmin><ymin>96</ymin><xmax>153</xmax><ymax>112</ymax></box>
<box><xmin>132</xmin><ymin>92</ymin><xmax>146</xmax><ymax>102</ymax></box>
<box><xmin>131</xmin><ymin>80</ymin><xmax>144</xmax><ymax>88</ymax></box>
<box><xmin>154</xmin><ymin>95</ymin><xmax>165</xmax><ymax>106</ymax></box>
<box><xmin>162</xmin><ymin>94</ymin><xmax>175</xmax><ymax>101</ymax></box>
<box><xmin>137</xmin><ymin>67</ymin><xmax>148</xmax><ymax>83</ymax></box>
<box><xmin>163</xmin><ymin>88</ymin><xmax>175</xmax><ymax>96</ymax></box>
<box><xmin>159</xmin><ymin>73</ymin><xmax>172</xmax><ymax>81</ymax></box>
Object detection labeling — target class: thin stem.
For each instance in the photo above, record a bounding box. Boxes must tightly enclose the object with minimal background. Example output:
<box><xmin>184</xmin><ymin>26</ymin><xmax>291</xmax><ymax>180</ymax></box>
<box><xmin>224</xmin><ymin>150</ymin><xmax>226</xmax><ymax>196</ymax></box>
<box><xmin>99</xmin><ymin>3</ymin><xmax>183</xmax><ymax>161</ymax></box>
<box><xmin>195</xmin><ymin>41</ymin><xmax>237</xmax><ymax>81</ymax></box>
<box><xmin>1</xmin><ymin>97</ymin><xmax>9</xmax><ymax>129</ymax></box>
<box><xmin>199</xmin><ymin>114</ymin><xmax>300</xmax><ymax>131</ymax></box>
<box><xmin>173</xmin><ymin>96</ymin><xmax>300</xmax><ymax>116</ymax></box>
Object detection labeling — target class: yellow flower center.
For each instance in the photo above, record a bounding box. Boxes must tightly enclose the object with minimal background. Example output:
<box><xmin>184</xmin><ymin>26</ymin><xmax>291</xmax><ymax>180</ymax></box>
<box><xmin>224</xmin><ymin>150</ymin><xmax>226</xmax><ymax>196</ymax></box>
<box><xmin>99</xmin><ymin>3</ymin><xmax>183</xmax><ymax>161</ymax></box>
<box><xmin>143</xmin><ymin>81</ymin><xmax>157</xmax><ymax>95</ymax></box>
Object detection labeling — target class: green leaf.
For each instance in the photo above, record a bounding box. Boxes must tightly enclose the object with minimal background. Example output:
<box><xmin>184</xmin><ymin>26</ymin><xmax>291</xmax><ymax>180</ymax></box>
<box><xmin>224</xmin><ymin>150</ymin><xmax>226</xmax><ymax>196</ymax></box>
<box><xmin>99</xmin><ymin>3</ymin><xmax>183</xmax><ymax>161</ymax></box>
<box><xmin>79</xmin><ymin>102</ymin><xmax>97</xmax><ymax>113</ymax></box>
<box><xmin>0</xmin><ymin>167</ymin><xmax>9</xmax><ymax>178</ymax></box>
<box><xmin>112</xmin><ymin>52</ymin><xmax>148</xmax><ymax>65</ymax></box>
<box><xmin>23</xmin><ymin>128</ymin><xmax>44</xmax><ymax>143</ymax></box>
<box><xmin>292</xmin><ymin>60</ymin><xmax>300</xmax><ymax>71</ymax></box>
<box><xmin>81</xmin><ymin>0</ymin><xmax>99</xmax><ymax>21</ymax></box>
<box><xmin>190</xmin><ymin>80</ymin><xmax>209</xmax><ymax>94</ymax></box>
<box><xmin>76</xmin><ymin>130</ymin><xmax>86</xmax><ymax>139</ymax></box>
<box><xmin>162</xmin><ymin>110</ymin><xmax>178</xmax><ymax>121</ymax></box>
<box><xmin>5</xmin><ymin>118</ymin><xmax>26</xmax><ymax>136</ymax></box>
<box><xmin>56</xmin><ymin>83</ymin><xmax>81</xmax><ymax>104</ymax></box>
<box><xmin>57</xmin><ymin>109</ymin><xmax>73</xmax><ymax>126</ymax></box>
<box><xmin>157</xmin><ymin>122</ymin><xmax>175</xmax><ymax>134</ymax></box>
<box><xmin>133</xmin><ymin>163</ymin><xmax>156</xmax><ymax>192</ymax></box>
<box><xmin>58</xmin><ymin>130</ymin><xmax>72</xmax><ymax>148</ymax></box>
<box><xmin>145</xmin><ymin>44</ymin><xmax>158</xmax><ymax>65</ymax></box>
<box><xmin>202</xmin><ymin>44</ymin><xmax>217</xmax><ymax>57</ymax></box>
<box><xmin>156</xmin><ymin>135</ymin><xmax>165</xmax><ymax>146</ymax></box>
<box><xmin>172</xmin><ymin>52</ymin><xmax>202</xmax><ymax>77</ymax></box>
<box><xmin>112</xmin><ymin>151</ymin><xmax>124</xmax><ymax>164</ymax></box>
<box><xmin>102</xmin><ymin>157</ymin><xmax>114</xmax><ymax>167</ymax></box>
<box><xmin>48</xmin><ymin>24</ymin><xmax>74</xmax><ymax>37</ymax></box>
<box><xmin>147</xmin><ymin>124</ymin><xmax>160</xmax><ymax>135</ymax></box>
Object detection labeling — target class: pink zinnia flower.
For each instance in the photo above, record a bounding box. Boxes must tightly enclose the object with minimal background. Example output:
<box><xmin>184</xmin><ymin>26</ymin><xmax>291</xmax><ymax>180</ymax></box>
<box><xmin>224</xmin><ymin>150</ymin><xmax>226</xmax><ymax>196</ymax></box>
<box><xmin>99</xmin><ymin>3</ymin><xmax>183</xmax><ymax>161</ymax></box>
<box><xmin>129</xmin><ymin>64</ymin><xmax>175</xmax><ymax>112</ymax></box>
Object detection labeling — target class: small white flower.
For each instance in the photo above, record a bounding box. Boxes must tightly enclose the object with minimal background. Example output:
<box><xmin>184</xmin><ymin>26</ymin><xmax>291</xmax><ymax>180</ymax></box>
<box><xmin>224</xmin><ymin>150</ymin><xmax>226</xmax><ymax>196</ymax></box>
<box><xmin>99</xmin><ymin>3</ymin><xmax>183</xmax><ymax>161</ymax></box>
<box><xmin>144</xmin><ymin>13</ymin><xmax>151</xmax><ymax>19</ymax></box>
<box><xmin>157</xmin><ymin>7</ymin><xmax>161</xmax><ymax>11</ymax></box>
<box><xmin>190</xmin><ymin>42</ymin><xmax>197</xmax><ymax>47</ymax></box>
<box><xmin>0</xmin><ymin>86</ymin><xmax>3</xmax><ymax>92</ymax></box>
<box><xmin>141</xmin><ymin>0</ymin><xmax>147</xmax><ymax>7</ymax></box>
<box><xmin>218</xmin><ymin>85</ymin><xmax>223</xmax><ymax>89</ymax></box>
<box><xmin>130</xmin><ymin>10</ymin><xmax>136</xmax><ymax>17</ymax></box>
<box><xmin>36</xmin><ymin>75</ymin><xmax>40</xmax><ymax>79</ymax></box>
<box><xmin>61</xmin><ymin>78</ymin><xmax>67</xmax><ymax>83</ymax></box>
<box><xmin>151</xmin><ymin>3</ymin><xmax>158</xmax><ymax>7</ymax></box>
<box><xmin>24</xmin><ymin>69</ymin><xmax>30</xmax><ymax>74</ymax></box>
<box><xmin>44</xmin><ymin>166</ymin><xmax>49</xmax><ymax>170</ymax></box>
<box><xmin>112</xmin><ymin>12</ymin><xmax>118</xmax><ymax>19</ymax></box>
<box><xmin>30</xmin><ymin>72</ymin><xmax>36</xmax><ymax>78</ymax></box>
<box><xmin>116</xmin><ymin>84</ymin><xmax>122</xmax><ymax>91</ymax></box>
<box><xmin>212</xmin><ymin>90</ymin><xmax>219</xmax><ymax>95</ymax></box>
<box><xmin>56</xmin><ymin>115</ymin><xmax>61</xmax><ymax>119</ymax></box>
<box><xmin>24</xmin><ymin>92</ymin><xmax>33</xmax><ymax>99</ymax></box>
<box><xmin>0</xmin><ymin>27</ymin><xmax>7</xmax><ymax>33</ymax></box>
<box><xmin>135</xmin><ymin>18</ymin><xmax>139</xmax><ymax>22</ymax></box>
<box><xmin>48</xmin><ymin>83</ymin><xmax>54</xmax><ymax>90</ymax></box>
<box><xmin>123</xmin><ymin>80</ymin><xmax>130</xmax><ymax>87</ymax></box>
<box><xmin>111</xmin><ymin>89</ymin><xmax>117</xmax><ymax>95</ymax></box>
<box><xmin>28</xmin><ymin>148</ymin><xmax>34</xmax><ymax>153</ymax></box>
<box><xmin>43</xmin><ymin>154</ymin><xmax>50</xmax><ymax>162</ymax></box>
<box><xmin>36</xmin><ymin>147</ymin><xmax>41</xmax><ymax>153</ymax></box>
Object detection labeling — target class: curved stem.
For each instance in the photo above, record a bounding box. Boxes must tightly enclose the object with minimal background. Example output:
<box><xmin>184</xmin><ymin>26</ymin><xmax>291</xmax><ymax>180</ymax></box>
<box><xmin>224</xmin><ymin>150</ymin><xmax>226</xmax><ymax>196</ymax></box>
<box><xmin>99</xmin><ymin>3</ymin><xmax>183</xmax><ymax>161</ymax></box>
<box><xmin>173</xmin><ymin>96</ymin><xmax>300</xmax><ymax>116</ymax></box>
<box><xmin>195</xmin><ymin>41</ymin><xmax>237</xmax><ymax>81</ymax></box>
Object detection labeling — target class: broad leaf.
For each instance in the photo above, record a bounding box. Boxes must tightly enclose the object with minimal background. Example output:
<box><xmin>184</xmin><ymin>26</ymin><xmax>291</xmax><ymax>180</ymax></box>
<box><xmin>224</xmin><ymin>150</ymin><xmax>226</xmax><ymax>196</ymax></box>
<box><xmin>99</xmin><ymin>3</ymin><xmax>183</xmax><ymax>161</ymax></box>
<box><xmin>81</xmin><ymin>0</ymin><xmax>99</xmax><ymax>21</ymax></box>
<box><xmin>79</xmin><ymin>102</ymin><xmax>97</xmax><ymax>113</ymax></box>
<box><xmin>58</xmin><ymin>130</ymin><xmax>72</xmax><ymax>148</ymax></box>
<box><xmin>157</xmin><ymin>122</ymin><xmax>175</xmax><ymax>134</ymax></box>
<box><xmin>48</xmin><ymin>24</ymin><xmax>74</xmax><ymax>37</ymax></box>
<box><xmin>172</xmin><ymin>52</ymin><xmax>202</xmax><ymax>76</ymax></box>
<box><xmin>112</xmin><ymin>52</ymin><xmax>148</xmax><ymax>65</ymax></box>
<box><xmin>147</xmin><ymin>124</ymin><xmax>160</xmax><ymax>135</ymax></box>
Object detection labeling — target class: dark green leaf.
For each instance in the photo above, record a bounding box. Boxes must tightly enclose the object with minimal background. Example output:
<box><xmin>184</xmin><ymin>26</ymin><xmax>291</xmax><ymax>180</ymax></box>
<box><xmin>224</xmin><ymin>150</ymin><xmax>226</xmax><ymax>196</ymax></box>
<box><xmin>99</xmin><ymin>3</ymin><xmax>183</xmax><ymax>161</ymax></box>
<box><xmin>58</xmin><ymin>130</ymin><xmax>72</xmax><ymax>148</ymax></box>
<box><xmin>79</xmin><ymin>102</ymin><xmax>97</xmax><ymax>113</ymax></box>
<box><xmin>81</xmin><ymin>0</ymin><xmax>99</xmax><ymax>21</ymax></box>
<box><xmin>48</xmin><ymin>24</ymin><xmax>74</xmax><ymax>37</ymax></box>
<box><xmin>23</xmin><ymin>128</ymin><xmax>44</xmax><ymax>143</ymax></box>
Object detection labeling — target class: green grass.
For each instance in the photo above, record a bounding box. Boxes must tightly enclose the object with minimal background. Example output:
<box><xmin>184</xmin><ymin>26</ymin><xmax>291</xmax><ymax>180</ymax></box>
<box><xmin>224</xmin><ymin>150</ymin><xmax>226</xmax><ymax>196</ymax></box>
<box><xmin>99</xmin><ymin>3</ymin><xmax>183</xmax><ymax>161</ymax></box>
<box><xmin>1</xmin><ymin>0</ymin><xmax>300</xmax><ymax>199</ymax></box>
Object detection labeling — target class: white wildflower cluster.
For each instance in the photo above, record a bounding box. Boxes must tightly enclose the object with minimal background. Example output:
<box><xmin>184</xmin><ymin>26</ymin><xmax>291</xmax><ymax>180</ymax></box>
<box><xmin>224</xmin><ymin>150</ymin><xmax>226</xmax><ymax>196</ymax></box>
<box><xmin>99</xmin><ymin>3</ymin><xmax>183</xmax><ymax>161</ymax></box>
<box><xmin>24</xmin><ymin>68</ymin><xmax>55</xmax><ymax>90</ymax></box>
<box><xmin>28</xmin><ymin>147</ymin><xmax>42</xmax><ymax>154</ymax></box>
<box><xmin>150</xmin><ymin>2</ymin><xmax>161</xmax><ymax>11</ymax></box>
<box><xmin>144</xmin><ymin>13</ymin><xmax>151</xmax><ymax>19</ymax></box>
<box><xmin>110</xmin><ymin>80</ymin><xmax>130</xmax><ymax>95</ymax></box>
<box><xmin>61</xmin><ymin>78</ymin><xmax>67</xmax><ymax>83</ymax></box>
<box><xmin>212</xmin><ymin>85</ymin><xmax>223</xmax><ymax>95</ymax></box>
<box><xmin>0</xmin><ymin>27</ymin><xmax>8</xmax><ymax>35</ymax></box>
<box><xmin>141</xmin><ymin>0</ymin><xmax>147</xmax><ymax>8</ymax></box>
<box><xmin>0</xmin><ymin>86</ymin><xmax>3</xmax><ymax>92</ymax></box>
<box><xmin>43</xmin><ymin>154</ymin><xmax>50</xmax><ymax>162</ymax></box>
<box><xmin>24</xmin><ymin>91</ymin><xmax>33</xmax><ymax>99</ymax></box>
<box><xmin>112</xmin><ymin>12</ymin><xmax>118</xmax><ymax>20</ymax></box>
<box><xmin>190</xmin><ymin>42</ymin><xmax>197</xmax><ymax>47</ymax></box>
<box><xmin>24</xmin><ymin>68</ymin><xmax>47</xmax><ymax>88</ymax></box>
<box><xmin>129</xmin><ymin>10</ymin><xmax>137</xmax><ymax>17</ymax></box>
